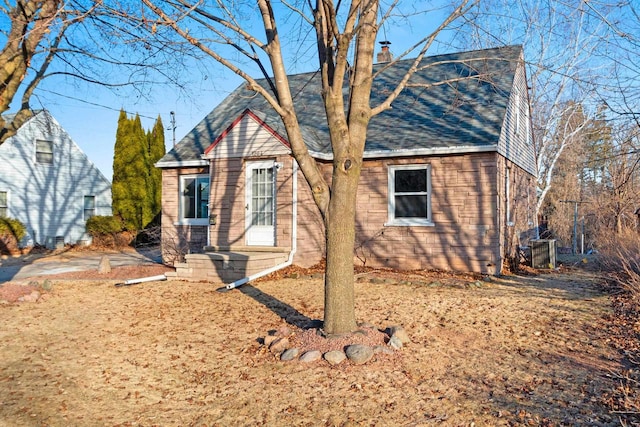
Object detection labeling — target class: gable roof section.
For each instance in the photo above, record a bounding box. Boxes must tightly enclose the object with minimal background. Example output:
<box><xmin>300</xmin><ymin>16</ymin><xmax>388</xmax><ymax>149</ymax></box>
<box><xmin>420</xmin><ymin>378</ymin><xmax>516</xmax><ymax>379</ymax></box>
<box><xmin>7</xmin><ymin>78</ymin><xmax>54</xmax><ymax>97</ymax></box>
<box><xmin>203</xmin><ymin>109</ymin><xmax>290</xmax><ymax>158</ymax></box>
<box><xmin>157</xmin><ymin>45</ymin><xmax>522</xmax><ymax>166</ymax></box>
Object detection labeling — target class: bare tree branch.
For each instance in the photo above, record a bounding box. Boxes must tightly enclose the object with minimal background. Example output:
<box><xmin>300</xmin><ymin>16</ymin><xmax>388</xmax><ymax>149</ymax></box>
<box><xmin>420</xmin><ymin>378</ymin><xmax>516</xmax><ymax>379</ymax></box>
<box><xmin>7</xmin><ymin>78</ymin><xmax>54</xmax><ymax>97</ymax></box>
<box><xmin>371</xmin><ymin>0</ymin><xmax>472</xmax><ymax>116</ymax></box>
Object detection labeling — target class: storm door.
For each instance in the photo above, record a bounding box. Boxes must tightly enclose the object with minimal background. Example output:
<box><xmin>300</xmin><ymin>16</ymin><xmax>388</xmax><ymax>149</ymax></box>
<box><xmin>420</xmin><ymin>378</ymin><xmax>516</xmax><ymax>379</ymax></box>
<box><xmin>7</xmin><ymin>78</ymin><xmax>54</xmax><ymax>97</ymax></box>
<box><xmin>245</xmin><ymin>161</ymin><xmax>276</xmax><ymax>246</ymax></box>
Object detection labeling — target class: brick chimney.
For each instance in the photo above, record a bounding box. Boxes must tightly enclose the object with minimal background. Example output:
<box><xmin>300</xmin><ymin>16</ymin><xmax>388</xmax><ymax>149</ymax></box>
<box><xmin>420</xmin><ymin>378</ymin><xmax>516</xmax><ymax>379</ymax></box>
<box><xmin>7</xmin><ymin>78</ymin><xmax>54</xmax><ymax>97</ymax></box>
<box><xmin>376</xmin><ymin>41</ymin><xmax>392</xmax><ymax>63</ymax></box>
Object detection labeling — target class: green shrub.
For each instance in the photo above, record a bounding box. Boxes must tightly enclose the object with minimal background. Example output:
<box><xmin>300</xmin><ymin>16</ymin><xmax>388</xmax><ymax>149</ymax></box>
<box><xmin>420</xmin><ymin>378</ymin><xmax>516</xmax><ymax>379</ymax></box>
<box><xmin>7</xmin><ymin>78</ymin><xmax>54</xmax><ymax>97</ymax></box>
<box><xmin>86</xmin><ymin>215</ymin><xmax>123</xmax><ymax>237</ymax></box>
<box><xmin>0</xmin><ymin>217</ymin><xmax>26</xmax><ymax>241</ymax></box>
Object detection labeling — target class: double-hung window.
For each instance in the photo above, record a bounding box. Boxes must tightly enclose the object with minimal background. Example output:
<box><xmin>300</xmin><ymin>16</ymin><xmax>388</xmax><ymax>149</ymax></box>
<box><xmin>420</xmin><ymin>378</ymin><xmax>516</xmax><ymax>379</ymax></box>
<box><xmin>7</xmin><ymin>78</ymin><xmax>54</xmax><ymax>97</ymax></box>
<box><xmin>84</xmin><ymin>196</ymin><xmax>96</xmax><ymax>220</ymax></box>
<box><xmin>36</xmin><ymin>140</ymin><xmax>53</xmax><ymax>165</ymax></box>
<box><xmin>505</xmin><ymin>167</ymin><xmax>512</xmax><ymax>226</ymax></box>
<box><xmin>180</xmin><ymin>175</ymin><xmax>210</xmax><ymax>224</ymax></box>
<box><xmin>387</xmin><ymin>164</ymin><xmax>433</xmax><ymax>226</ymax></box>
<box><xmin>0</xmin><ymin>191</ymin><xmax>7</xmax><ymax>217</ymax></box>
<box><xmin>514</xmin><ymin>87</ymin><xmax>521</xmax><ymax>136</ymax></box>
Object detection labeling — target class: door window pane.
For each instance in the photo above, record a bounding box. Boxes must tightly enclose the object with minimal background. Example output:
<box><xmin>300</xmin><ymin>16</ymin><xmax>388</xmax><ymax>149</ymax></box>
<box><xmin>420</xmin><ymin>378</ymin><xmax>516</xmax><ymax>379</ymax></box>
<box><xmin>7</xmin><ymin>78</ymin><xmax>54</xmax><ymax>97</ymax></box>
<box><xmin>251</xmin><ymin>168</ymin><xmax>273</xmax><ymax>226</ymax></box>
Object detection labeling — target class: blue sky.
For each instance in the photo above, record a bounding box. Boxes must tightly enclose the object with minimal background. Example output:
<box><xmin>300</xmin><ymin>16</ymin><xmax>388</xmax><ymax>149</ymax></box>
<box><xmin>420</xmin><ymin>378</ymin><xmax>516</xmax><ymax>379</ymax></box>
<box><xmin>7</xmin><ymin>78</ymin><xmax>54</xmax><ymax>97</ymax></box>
<box><xmin>18</xmin><ymin>3</ymin><xmax>460</xmax><ymax>180</ymax></box>
<box><xmin>35</xmin><ymin>74</ymin><xmax>238</xmax><ymax>181</ymax></box>
<box><xmin>7</xmin><ymin>2</ymin><xmax>635</xmax><ymax>182</ymax></box>
<box><xmin>19</xmin><ymin>3</ymin><xmax>458</xmax><ymax>182</ymax></box>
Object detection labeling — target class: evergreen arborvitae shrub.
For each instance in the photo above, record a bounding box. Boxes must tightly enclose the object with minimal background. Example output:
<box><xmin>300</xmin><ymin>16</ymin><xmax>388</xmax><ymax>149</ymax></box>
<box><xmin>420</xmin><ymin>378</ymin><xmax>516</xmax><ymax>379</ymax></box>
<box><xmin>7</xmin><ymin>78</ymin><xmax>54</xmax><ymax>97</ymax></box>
<box><xmin>147</xmin><ymin>115</ymin><xmax>166</xmax><ymax>225</ymax></box>
<box><xmin>112</xmin><ymin>111</ymin><xmax>165</xmax><ymax>232</ymax></box>
<box><xmin>112</xmin><ymin>111</ymin><xmax>148</xmax><ymax>231</ymax></box>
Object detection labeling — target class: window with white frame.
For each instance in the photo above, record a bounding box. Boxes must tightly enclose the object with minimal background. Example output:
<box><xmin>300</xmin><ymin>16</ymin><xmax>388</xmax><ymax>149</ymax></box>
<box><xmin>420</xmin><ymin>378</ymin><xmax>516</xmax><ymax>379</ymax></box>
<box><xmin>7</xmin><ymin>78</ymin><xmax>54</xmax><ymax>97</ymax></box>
<box><xmin>505</xmin><ymin>167</ymin><xmax>513</xmax><ymax>226</ymax></box>
<box><xmin>36</xmin><ymin>139</ymin><xmax>53</xmax><ymax>165</ymax></box>
<box><xmin>0</xmin><ymin>191</ymin><xmax>7</xmax><ymax>217</ymax></box>
<box><xmin>180</xmin><ymin>175</ymin><xmax>210</xmax><ymax>223</ymax></box>
<box><xmin>387</xmin><ymin>164</ymin><xmax>433</xmax><ymax>226</ymax></box>
<box><xmin>84</xmin><ymin>195</ymin><xmax>96</xmax><ymax>220</ymax></box>
<box><xmin>514</xmin><ymin>87</ymin><xmax>521</xmax><ymax>136</ymax></box>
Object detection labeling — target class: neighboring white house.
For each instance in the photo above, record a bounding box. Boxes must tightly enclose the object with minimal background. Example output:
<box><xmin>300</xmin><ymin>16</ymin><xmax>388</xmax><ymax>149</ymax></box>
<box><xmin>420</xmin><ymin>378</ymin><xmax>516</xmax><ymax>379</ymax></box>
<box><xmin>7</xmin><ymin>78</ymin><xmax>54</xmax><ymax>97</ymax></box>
<box><xmin>0</xmin><ymin>110</ymin><xmax>112</xmax><ymax>248</ymax></box>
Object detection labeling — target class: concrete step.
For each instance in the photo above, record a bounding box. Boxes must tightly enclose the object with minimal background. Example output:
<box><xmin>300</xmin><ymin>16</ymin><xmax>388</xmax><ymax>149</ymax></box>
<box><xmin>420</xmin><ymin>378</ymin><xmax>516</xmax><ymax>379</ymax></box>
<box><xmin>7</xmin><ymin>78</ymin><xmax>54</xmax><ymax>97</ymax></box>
<box><xmin>168</xmin><ymin>251</ymin><xmax>289</xmax><ymax>283</ymax></box>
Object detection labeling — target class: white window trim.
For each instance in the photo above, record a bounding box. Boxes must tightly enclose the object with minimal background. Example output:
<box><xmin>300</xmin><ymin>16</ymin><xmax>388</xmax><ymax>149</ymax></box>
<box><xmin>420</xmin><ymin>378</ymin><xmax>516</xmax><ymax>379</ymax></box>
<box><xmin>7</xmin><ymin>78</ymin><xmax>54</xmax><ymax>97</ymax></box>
<box><xmin>83</xmin><ymin>195</ymin><xmax>96</xmax><ymax>221</ymax></box>
<box><xmin>506</xmin><ymin>166</ymin><xmax>514</xmax><ymax>227</ymax></box>
<box><xmin>176</xmin><ymin>174</ymin><xmax>210</xmax><ymax>226</ymax></box>
<box><xmin>35</xmin><ymin>139</ymin><xmax>54</xmax><ymax>165</ymax></box>
<box><xmin>514</xmin><ymin>87</ymin><xmax>521</xmax><ymax>136</ymax></box>
<box><xmin>385</xmin><ymin>164</ymin><xmax>434</xmax><ymax>227</ymax></box>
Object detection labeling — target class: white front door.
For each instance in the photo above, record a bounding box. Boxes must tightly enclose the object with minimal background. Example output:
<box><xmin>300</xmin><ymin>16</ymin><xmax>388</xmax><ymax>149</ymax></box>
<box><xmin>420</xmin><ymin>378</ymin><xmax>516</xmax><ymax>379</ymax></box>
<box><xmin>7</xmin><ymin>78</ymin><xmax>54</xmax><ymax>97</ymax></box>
<box><xmin>245</xmin><ymin>161</ymin><xmax>276</xmax><ymax>246</ymax></box>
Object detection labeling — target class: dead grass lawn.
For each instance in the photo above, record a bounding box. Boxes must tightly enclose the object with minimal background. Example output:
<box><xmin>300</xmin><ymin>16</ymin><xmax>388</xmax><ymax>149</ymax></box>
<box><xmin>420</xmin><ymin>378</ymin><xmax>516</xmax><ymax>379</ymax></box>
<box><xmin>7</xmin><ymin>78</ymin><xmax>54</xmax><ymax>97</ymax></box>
<box><xmin>0</xmin><ymin>268</ymin><xmax>622</xmax><ymax>426</ymax></box>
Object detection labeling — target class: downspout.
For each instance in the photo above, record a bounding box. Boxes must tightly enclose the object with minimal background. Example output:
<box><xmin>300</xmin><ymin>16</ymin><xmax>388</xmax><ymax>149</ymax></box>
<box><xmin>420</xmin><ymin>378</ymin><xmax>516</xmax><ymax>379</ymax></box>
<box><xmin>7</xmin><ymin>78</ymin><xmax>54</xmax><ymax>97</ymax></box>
<box><xmin>207</xmin><ymin>161</ymin><xmax>213</xmax><ymax>247</ymax></box>
<box><xmin>226</xmin><ymin>159</ymin><xmax>298</xmax><ymax>290</ymax></box>
<box><xmin>115</xmin><ymin>274</ymin><xmax>167</xmax><ymax>287</ymax></box>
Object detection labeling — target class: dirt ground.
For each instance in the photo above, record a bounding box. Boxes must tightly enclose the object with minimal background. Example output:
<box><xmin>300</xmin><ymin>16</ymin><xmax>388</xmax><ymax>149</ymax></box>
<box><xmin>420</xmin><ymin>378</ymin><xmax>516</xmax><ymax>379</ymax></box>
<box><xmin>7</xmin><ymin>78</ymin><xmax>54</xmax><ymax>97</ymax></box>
<box><xmin>0</xmin><ymin>261</ymin><xmax>627</xmax><ymax>426</ymax></box>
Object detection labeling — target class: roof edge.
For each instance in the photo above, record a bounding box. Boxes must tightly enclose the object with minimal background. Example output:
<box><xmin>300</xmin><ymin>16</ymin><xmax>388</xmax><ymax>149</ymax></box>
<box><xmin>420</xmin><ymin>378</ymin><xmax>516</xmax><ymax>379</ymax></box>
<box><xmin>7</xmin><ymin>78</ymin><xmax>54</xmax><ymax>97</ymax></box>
<box><xmin>155</xmin><ymin>159</ymin><xmax>209</xmax><ymax>169</ymax></box>
<box><xmin>310</xmin><ymin>144</ymin><xmax>499</xmax><ymax>160</ymax></box>
<box><xmin>156</xmin><ymin>145</ymin><xmax>499</xmax><ymax>167</ymax></box>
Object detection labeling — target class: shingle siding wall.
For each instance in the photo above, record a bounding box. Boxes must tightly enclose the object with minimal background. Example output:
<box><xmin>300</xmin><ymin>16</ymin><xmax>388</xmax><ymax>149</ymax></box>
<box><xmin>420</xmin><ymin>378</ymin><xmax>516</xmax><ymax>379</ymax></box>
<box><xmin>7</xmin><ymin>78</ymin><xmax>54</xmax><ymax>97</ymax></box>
<box><xmin>287</xmin><ymin>152</ymin><xmax>535</xmax><ymax>274</ymax></box>
<box><xmin>161</xmin><ymin>157</ymin><xmax>321</xmax><ymax>265</ymax></box>
<box><xmin>205</xmin><ymin>114</ymin><xmax>290</xmax><ymax>159</ymax></box>
<box><xmin>351</xmin><ymin>153</ymin><xmax>502</xmax><ymax>274</ymax></box>
<box><xmin>205</xmin><ymin>156</ymin><xmax>295</xmax><ymax>249</ymax></box>
<box><xmin>208</xmin><ymin>158</ymin><xmax>245</xmax><ymax>246</ymax></box>
<box><xmin>293</xmin><ymin>165</ymin><xmax>326</xmax><ymax>267</ymax></box>
<box><xmin>0</xmin><ymin>111</ymin><xmax>112</xmax><ymax>247</ymax></box>
<box><xmin>498</xmin><ymin>58</ymin><xmax>537</xmax><ymax>176</ymax></box>
<box><xmin>162</xmin><ymin>153</ymin><xmax>536</xmax><ymax>274</ymax></box>
<box><xmin>161</xmin><ymin>166</ymin><xmax>209</xmax><ymax>263</ymax></box>
<box><xmin>497</xmin><ymin>156</ymin><xmax>538</xmax><ymax>268</ymax></box>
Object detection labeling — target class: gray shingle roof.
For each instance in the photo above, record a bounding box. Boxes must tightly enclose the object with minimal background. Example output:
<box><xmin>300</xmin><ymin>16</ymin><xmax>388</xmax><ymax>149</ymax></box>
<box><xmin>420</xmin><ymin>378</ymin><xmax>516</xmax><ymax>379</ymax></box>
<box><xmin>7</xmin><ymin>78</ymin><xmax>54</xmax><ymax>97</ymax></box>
<box><xmin>158</xmin><ymin>45</ymin><xmax>521</xmax><ymax>165</ymax></box>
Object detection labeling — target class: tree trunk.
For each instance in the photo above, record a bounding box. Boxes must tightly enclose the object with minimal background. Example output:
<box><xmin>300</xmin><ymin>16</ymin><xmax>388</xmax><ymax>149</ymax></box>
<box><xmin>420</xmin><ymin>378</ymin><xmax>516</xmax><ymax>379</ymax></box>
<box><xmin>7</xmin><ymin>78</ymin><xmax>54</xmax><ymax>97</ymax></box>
<box><xmin>323</xmin><ymin>157</ymin><xmax>360</xmax><ymax>335</ymax></box>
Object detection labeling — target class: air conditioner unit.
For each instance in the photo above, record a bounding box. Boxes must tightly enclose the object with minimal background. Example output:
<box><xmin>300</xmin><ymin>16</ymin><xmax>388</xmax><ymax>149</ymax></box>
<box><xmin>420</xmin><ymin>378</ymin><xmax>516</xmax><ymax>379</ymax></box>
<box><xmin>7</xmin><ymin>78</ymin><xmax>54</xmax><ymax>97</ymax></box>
<box><xmin>530</xmin><ymin>239</ymin><xmax>557</xmax><ymax>269</ymax></box>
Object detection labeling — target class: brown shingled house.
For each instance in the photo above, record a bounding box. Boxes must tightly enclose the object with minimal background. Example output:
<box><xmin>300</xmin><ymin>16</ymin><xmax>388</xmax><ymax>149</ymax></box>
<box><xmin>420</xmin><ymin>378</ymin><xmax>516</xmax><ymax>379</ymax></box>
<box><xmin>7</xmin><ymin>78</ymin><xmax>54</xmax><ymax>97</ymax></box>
<box><xmin>156</xmin><ymin>45</ymin><xmax>537</xmax><ymax>283</ymax></box>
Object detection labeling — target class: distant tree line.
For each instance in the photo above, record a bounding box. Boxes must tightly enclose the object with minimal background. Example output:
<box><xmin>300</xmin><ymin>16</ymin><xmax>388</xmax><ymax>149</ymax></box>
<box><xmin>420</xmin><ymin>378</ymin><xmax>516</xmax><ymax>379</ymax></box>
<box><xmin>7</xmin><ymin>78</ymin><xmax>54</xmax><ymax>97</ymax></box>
<box><xmin>540</xmin><ymin>102</ymin><xmax>639</xmax><ymax>250</ymax></box>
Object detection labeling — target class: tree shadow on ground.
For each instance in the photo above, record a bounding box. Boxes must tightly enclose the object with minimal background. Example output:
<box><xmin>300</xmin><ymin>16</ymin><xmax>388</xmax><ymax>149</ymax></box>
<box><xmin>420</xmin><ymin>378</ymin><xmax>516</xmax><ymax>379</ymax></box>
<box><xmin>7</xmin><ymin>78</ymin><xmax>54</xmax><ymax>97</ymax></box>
<box><xmin>497</xmin><ymin>258</ymin><xmax>607</xmax><ymax>301</ymax></box>
<box><xmin>222</xmin><ymin>284</ymin><xmax>318</xmax><ymax>329</ymax></box>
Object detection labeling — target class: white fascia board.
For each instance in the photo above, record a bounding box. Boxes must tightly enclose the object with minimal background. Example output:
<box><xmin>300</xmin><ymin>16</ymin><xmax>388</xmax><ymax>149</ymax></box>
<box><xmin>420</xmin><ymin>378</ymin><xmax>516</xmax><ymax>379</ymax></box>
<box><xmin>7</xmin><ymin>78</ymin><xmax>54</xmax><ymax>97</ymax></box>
<box><xmin>308</xmin><ymin>144</ymin><xmax>499</xmax><ymax>160</ymax></box>
<box><xmin>155</xmin><ymin>159</ymin><xmax>209</xmax><ymax>169</ymax></box>
<box><xmin>155</xmin><ymin>145</ymin><xmax>499</xmax><ymax>166</ymax></box>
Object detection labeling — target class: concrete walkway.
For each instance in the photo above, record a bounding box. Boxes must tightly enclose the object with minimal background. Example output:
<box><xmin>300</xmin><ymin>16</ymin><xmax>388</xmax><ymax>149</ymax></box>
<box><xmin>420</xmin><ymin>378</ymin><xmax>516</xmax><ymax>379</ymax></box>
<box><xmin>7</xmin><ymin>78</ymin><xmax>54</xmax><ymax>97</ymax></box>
<box><xmin>0</xmin><ymin>248</ymin><xmax>162</xmax><ymax>283</ymax></box>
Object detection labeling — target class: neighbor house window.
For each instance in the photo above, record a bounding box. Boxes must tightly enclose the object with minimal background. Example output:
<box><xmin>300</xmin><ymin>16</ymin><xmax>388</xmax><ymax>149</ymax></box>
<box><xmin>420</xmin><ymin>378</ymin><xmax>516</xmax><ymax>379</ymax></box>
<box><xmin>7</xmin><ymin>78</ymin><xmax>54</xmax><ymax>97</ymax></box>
<box><xmin>84</xmin><ymin>196</ymin><xmax>96</xmax><ymax>220</ymax></box>
<box><xmin>0</xmin><ymin>191</ymin><xmax>7</xmax><ymax>217</ymax></box>
<box><xmin>180</xmin><ymin>175</ymin><xmax>210</xmax><ymax>223</ymax></box>
<box><xmin>36</xmin><ymin>139</ymin><xmax>53</xmax><ymax>164</ymax></box>
<box><xmin>386</xmin><ymin>164</ymin><xmax>433</xmax><ymax>226</ymax></box>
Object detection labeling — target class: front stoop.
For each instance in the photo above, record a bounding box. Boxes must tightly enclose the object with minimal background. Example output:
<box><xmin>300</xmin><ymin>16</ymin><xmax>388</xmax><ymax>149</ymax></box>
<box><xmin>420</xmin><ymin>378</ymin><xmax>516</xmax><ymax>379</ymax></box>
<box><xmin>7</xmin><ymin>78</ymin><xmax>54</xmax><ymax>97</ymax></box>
<box><xmin>166</xmin><ymin>248</ymin><xmax>290</xmax><ymax>283</ymax></box>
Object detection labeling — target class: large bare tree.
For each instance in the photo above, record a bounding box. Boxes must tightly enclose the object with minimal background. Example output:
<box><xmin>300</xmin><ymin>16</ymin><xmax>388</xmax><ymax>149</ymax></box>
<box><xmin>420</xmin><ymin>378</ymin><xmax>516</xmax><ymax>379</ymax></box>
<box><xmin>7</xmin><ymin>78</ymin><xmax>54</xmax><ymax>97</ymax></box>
<box><xmin>132</xmin><ymin>0</ymin><xmax>472</xmax><ymax>334</ymax></box>
<box><xmin>454</xmin><ymin>0</ymin><xmax>639</xmax><ymax>216</ymax></box>
<box><xmin>1</xmin><ymin>0</ymin><xmax>68</xmax><ymax>142</ymax></box>
<box><xmin>0</xmin><ymin>0</ymin><xmax>184</xmax><ymax>144</ymax></box>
